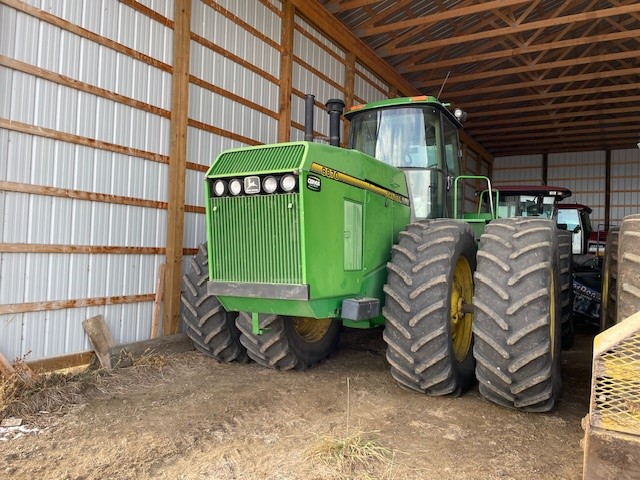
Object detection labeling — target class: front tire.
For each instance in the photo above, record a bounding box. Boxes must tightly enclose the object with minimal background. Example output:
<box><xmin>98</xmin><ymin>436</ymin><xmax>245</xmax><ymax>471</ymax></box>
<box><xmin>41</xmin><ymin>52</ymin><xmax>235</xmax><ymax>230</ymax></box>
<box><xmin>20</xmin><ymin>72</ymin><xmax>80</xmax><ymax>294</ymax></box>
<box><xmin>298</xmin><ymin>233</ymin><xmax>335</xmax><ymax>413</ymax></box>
<box><xmin>236</xmin><ymin>314</ymin><xmax>341</xmax><ymax>370</ymax></box>
<box><xmin>181</xmin><ymin>244</ymin><xmax>248</xmax><ymax>363</ymax></box>
<box><xmin>473</xmin><ymin>218</ymin><xmax>562</xmax><ymax>412</ymax></box>
<box><xmin>383</xmin><ymin>220</ymin><xmax>477</xmax><ymax>396</ymax></box>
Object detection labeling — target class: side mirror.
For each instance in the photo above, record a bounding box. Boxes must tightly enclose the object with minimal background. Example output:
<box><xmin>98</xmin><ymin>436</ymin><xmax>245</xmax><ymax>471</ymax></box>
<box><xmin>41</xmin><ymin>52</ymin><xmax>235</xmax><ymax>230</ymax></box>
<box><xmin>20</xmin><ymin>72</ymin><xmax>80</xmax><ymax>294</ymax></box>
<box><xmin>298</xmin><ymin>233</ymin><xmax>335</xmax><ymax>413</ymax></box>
<box><xmin>573</xmin><ymin>226</ymin><xmax>581</xmax><ymax>234</ymax></box>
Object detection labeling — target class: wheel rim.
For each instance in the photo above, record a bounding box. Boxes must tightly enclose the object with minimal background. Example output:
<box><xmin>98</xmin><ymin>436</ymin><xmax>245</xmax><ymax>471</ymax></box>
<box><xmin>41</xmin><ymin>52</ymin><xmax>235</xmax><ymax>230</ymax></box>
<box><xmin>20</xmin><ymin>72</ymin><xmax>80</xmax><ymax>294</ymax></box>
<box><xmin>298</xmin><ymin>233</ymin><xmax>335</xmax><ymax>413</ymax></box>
<box><xmin>550</xmin><ymin>273</ymin><xmax>557</xmax><ymax>359</ymax></box>
<box><xmin>450</xmin><ymin>256</ymin><xmax>474</xmax><ymax>362</ymax></box>
<box><xmin>292</xmin><ymin>317</ymin><xmax>332</xmax><ymax>343</ymax></box>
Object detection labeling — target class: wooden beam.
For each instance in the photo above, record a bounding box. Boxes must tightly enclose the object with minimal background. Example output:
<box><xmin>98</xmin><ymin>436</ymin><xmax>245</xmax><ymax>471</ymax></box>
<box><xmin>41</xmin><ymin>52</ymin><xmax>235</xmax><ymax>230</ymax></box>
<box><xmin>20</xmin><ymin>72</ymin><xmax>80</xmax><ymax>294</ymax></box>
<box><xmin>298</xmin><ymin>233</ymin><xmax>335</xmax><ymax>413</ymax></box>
<box><xmin>444</xmin><ymin>68</ymin><xmax>640</xmax><ymax>100</ymax></box>
<box><xmin>400</xmin><ymin>29</ymin><xmax>640</xmax><ymax>74</ymax></box>
<box><xmin>605</xmin><ymin>150</ymin><xmax>611</xmax><ymax>230</ymax></box>
<box><xmin>0</xmin><ymin>294</ymin><xmax>156</xmax><ymax>315</ymax></box>
<box><xmin>24</xmin><ymin>351</ymin><xmax>93</xmax><ymax>373</ymax></box>
<box><xmin>381</xmin><ymin>3</ymin><xmax>640</xmax><ymax>56</ymax></box>
<box><xmin>343</xmin><ymin>52</ymin><xmax>356</xmax><ymax>142</ymax></box>
<box><xmin>278</xmin><ymin>0</ymin><xmax>295</xmax><ymax>142</ymax></box>
<box><xmin>164</xmin><ymin>0</ymin><xmax>192</xmax><ymax>337</ymax></box>
<box><xmin>418</xmin><ymin>50</ymin><xmax>640</xmax><ymax>88</ymax></box>
<box><xmin>542</xmin><ymin>153</ymin><xmax>548</xmax><ymax>186</ymax></box>
<box><xmin>356</xmin><ymin>0</ymin><xmax>531</xmax><ymax>37</ymax></box>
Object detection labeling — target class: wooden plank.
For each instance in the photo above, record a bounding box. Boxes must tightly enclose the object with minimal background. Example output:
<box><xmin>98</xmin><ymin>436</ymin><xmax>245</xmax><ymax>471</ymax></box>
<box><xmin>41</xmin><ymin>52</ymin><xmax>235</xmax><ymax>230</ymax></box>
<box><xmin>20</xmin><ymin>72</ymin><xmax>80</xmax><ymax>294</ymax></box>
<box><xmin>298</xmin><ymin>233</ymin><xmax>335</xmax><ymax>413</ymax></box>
<box><xmin>0</xmin><ymin>294</ymin><xmax>155</xmax><ymax>315</ymax></box>
<box><xmin>82</xmin><ymin>315</ymin><xmax>115</xmax><ymax>369</ymax></box>
<box><xmin>164</xmin><ymin>0</ymin><xmax>192</xmax><ymax>337</ymax></box>
<box><xmin>0</xmin><ymin>351</ymin><xmax>17</xmax><ymax>379</ymax></box>
<box><xmin>108</xmin><ymin>333</ymin><xmax>194</xmax><ymax>368</ymax></box>
<box><xmin>605</xmin><ymin>150</ymin><xmax>611</xmax><ymax>230</ymax></box>
<box><xmin>343</xmin><ymin>52</ymin><xmax>356</xmax><ymax>142</ymax></box>
<box><xmin>277</xmin><ymin>0</ymin><xmax>295</xmax><ymax>143</ymax></box>
<box><xmin>26</xmin><ymin>351</ymin><xmax>93</xmax><ymax>373</ymax></box>
<box><xmin>151</xmin><ymin>263</ymin><xmax>167</xmax><ymax>339</ymax></box>
<box><xmin>0</xmin><ymin>244</ymin><xmax>164</xmax><ymax>254</ymax></box>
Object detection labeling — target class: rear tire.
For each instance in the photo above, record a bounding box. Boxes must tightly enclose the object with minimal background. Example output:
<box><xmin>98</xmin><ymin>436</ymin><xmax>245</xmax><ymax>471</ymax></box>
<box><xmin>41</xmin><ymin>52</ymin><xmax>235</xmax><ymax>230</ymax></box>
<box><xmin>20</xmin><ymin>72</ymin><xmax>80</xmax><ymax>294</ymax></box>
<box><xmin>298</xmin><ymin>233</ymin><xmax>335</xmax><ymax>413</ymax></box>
<box><xmin>181</xmin><ymin>244</ymin><xmax>249</xmax><ymax>363</ymax></box>
<box><xmin>600</xmin><ymin>228</ymin><xmax>619</xmax><ymax>331</ymax></box>
<box><xmin>236</xmin><ymin>314</ymin><xmax>341</xmax><ymax>370</ymax></box>
<box><xmin>558</xmin><ymin>230</ymin><xmax>574</xmax><ymax>350</ymax></box>
<box><xmin>617</xmin><ymin>215</ymin><xmax>640</xmax><ymax>322</ymax></box>
<box><xmin>473</xmin><ymin>218</ymin><xmax>562</xmax><ymax>412</ymax></box>
<box><xmin>382</xmin><ymin>220</ymin><xmax>477</xmax><ymax>396</ymax></box>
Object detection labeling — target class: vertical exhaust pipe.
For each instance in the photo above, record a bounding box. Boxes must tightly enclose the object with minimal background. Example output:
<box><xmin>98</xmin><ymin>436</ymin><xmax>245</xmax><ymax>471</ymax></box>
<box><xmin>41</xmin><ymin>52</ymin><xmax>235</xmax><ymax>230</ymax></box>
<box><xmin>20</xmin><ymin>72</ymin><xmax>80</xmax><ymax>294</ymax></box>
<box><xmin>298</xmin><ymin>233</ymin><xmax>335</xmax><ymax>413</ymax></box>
<box><xmin>325</xmin><ymin>99</ymin><xmax>345</xmax><ymax>147</ymax></box>
<box><xmin>304</xmin><ymin>94</ymin><xmax>315</xmax><ymax>142</ymax></box>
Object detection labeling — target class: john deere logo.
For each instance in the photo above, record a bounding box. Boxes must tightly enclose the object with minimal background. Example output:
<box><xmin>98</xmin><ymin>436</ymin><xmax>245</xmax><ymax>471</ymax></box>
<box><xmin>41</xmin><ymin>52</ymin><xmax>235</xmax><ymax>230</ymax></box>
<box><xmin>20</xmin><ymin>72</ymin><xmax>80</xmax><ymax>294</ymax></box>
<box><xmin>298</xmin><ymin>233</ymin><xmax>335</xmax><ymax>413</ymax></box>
<box><xmin>244</xmin><ymin>176</ymin><xmax>260</xmax><ymax>194</ymax></box>
<box><xmin>307</xmin><ymin>175</ymin><xmax>321</xmax><ymax>192</ymax></box>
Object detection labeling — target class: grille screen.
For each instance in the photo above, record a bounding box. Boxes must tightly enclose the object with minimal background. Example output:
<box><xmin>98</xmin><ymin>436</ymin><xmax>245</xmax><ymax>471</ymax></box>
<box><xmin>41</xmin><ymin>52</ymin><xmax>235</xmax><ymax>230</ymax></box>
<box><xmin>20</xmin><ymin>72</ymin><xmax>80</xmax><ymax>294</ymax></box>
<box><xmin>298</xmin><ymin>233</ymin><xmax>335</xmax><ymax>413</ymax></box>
<box><xmin>209</xmin><ymin>193</ymin><xmax>302</xmax><ymax>284</ymax></box>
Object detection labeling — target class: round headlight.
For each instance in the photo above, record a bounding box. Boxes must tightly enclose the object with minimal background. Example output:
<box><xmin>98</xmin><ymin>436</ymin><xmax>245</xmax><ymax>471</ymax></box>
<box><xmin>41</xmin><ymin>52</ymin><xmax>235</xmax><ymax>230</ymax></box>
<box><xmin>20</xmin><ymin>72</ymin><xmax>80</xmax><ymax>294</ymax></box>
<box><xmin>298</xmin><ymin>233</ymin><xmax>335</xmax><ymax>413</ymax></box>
<box><xmin>262</xmin><ymin>176</ymin><xmax>278</xmax><ymax>194</ymax></box>
<box><xmin>229</xmin><ymin>178</ymin><xmax>242</xmax><ymax>196</ymax></box>
<box><xmin>280</xmin><ymin>174</ymin><xmax>296</xmax><ymax>192</ymax></box>
<box><xmin>213</xmin><ymin>179</ymin><xmax>227</xmax><ymax>196</ymax></box>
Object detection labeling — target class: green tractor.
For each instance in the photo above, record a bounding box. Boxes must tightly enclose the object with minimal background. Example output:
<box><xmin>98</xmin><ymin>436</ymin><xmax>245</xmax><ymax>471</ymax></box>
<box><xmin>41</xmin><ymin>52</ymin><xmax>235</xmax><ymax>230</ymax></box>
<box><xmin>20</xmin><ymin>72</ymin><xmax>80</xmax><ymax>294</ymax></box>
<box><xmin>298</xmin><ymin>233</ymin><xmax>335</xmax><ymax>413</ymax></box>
<box><xmin>182</xmin><ymin>95</ymin><xmax>562</xmax><ymax>412</ymax></box>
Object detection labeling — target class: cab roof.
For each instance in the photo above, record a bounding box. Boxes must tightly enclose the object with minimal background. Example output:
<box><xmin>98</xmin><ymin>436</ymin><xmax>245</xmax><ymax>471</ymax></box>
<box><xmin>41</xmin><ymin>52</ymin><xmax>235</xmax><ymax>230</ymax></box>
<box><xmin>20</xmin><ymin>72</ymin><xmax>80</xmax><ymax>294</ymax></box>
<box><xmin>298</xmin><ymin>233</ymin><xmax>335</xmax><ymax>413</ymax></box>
<box><xmin>344</xmin><ymin>95</ymin><xmax>462</xmax><ymax>128</ymax></box>
<box><xmin>490</xmin><ymin>185</ymin><xmax>572</xmax><ymax>200</ymax></box>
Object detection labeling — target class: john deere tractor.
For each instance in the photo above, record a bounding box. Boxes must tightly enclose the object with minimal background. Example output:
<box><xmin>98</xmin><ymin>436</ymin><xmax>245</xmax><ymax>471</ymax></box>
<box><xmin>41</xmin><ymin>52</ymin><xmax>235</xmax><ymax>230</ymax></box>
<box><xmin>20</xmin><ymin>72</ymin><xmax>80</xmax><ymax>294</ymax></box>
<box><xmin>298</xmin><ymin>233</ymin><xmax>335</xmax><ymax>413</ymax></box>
<box><xmin>182</xmin><ymin>95</ymin><xmax>562</xmax><ymax>412</ymax></box>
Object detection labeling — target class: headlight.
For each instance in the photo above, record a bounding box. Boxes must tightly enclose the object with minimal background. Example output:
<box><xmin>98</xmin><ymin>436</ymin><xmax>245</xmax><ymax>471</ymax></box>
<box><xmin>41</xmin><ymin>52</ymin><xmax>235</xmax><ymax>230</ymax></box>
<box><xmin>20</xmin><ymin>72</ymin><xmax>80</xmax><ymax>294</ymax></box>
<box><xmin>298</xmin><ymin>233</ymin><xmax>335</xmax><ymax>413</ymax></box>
<box><xmin>229</xmin><ymin>178</ymin><xmax>242</xmax><ymax>196</ymax></box>
<box><xmin>212</xmin><ymin>179</ymin><xmax>227</xmax><ymax>197</ymax></box>
<box><xmin>263</xmin><ymin>176</ymin><xmax>278</xmax><ymax>194</ymax></box>
<box><xmin>280</xmin><ymin>174</ymin><xmax>296</xmax><ymax>192</ymax></box>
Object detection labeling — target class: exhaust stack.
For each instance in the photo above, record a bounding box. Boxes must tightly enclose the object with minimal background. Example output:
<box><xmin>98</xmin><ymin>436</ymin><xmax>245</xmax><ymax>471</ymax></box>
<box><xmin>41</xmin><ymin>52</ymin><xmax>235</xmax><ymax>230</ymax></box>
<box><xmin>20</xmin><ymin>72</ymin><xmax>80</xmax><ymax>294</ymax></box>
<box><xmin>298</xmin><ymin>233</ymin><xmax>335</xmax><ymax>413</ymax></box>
<box><xmin>325</xmin><ymin>99</ymin><xmax>345</xmax><ymax>147</ymax></box>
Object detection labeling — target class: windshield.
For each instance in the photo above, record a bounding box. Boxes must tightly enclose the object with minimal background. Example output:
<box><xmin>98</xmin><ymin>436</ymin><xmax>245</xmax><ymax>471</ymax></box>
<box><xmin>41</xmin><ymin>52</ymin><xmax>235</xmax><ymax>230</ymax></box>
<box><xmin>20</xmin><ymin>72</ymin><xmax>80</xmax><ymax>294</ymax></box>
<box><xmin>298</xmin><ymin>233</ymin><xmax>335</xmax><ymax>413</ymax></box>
<box><xmin>348</xmin><ymin>107</ymin><xmax>442</xmax><ymax>169</ymax></box>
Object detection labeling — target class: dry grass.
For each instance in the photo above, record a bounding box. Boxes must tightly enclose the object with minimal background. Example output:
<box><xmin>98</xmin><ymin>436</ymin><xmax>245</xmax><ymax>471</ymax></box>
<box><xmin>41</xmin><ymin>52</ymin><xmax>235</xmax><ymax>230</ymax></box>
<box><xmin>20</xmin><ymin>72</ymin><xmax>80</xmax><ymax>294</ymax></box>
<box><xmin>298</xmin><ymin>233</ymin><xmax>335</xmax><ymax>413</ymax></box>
<box><xmin>305</xmin><ymin>429</ymin><xmax>398</xmax><ymax>480</ymax></box>
<box><xmin>1</xmin><ymin>353</ymin><xmax>171</xmax><ymax>423</ymax></box>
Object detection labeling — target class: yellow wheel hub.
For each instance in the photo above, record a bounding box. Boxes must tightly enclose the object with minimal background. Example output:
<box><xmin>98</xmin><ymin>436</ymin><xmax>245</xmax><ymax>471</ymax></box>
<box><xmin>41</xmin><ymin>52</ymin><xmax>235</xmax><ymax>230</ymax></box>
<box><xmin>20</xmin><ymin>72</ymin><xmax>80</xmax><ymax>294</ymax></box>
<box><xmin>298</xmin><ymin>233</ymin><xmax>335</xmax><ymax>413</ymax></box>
<box><xmin>292</xmin><ymin>317</ymin><xmax>332</xmax><ymax>343</ymax></box>
<box><xmin>450</xmin><ymin>256</ymin><xmax>473</xmax><ymax>363</ymax></box>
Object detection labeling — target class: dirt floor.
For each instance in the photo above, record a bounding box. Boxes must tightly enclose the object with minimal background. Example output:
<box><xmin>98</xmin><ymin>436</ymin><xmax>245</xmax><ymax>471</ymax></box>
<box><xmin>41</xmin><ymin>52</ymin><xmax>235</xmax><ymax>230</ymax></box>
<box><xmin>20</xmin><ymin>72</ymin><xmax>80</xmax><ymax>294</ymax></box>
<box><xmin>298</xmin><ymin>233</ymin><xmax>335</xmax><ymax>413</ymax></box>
<box><xmin>0</xmin><ymin>325</ymin><xmax>595</xmax><ymax>480</ymax></box>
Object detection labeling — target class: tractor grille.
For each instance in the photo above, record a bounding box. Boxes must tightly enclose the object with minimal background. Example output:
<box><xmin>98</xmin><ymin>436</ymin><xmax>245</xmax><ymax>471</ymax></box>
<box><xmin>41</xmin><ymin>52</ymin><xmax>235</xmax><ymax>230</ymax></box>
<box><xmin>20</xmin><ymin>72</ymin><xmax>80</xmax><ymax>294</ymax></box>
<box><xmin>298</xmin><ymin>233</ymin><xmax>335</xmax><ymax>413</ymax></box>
<box><xmin>209</xmin><ymin>193</ymin><xmax>302</xmax><ymax>284</ymax></box>
<box><xmin>210</xmin><ymin>144</ymin><xmax>305</xmax><ymax>176</ymax></box>
<box><xmin>591</xmin><ymin>315</ymin><xmax>640</xmax><ymax>436</ymax></box>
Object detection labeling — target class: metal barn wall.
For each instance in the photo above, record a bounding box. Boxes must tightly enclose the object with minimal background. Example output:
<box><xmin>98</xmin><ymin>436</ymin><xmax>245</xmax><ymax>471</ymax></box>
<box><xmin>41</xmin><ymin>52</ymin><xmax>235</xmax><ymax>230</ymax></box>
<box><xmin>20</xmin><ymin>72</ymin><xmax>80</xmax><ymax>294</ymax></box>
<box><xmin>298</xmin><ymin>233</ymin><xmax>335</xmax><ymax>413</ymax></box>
<box><xmin>493</xmin><ymin>149</ymin><xmax>640</xmax><ymax>228</ymax></box>
<box><xmin>0</xmin><ymin>0</ymin><xmax>174</xmax><ymax>364</ymax></box>
<box><xmin>1</xmin><ymin>0</ymin><xmax>495</xmax><ymax>368</ymax></box>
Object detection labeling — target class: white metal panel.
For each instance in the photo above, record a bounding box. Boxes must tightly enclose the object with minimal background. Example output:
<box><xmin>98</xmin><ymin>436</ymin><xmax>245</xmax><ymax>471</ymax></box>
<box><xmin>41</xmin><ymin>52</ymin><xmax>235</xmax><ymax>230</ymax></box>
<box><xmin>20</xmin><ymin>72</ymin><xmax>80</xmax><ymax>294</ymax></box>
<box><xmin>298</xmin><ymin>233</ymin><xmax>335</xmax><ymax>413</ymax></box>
<box><xmin>610</xmin><ymin>148</ymin><xmax>640</xmax><ymax>225</ymax></box>
<box><xmin>548</xmin><ymin>151</ymin><xmax>606</xmax><ymax>228</ymax></box>
<box><xmin>492</xmin><ymin>154</ymin><xmax>543</xmax><ymax>185</ymax></box>
<box><xmin>137</xmin><ymin>0</ymin><xmax>175</xmax><ymax>20</ymax></box>
<box><xmin>355</xmin><ymin>63</ymin><xmax>389</xmax><ymax>103</ymax></box>
<box><xmin>1</xmin><ymin>1</ymin><xmax>172</xmax><ymax>362</ymax></box>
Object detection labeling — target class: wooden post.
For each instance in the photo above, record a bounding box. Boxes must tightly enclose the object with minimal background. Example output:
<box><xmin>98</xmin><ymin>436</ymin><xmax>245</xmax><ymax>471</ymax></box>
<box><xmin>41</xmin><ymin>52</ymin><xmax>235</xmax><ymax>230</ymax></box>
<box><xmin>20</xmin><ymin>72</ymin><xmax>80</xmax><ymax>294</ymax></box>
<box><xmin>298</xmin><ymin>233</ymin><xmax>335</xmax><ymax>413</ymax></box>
<box><xmin>277</xmin><ymin>0</ymin><xmax>295</xmax><ymax>143</ymax></box>
<box><xmin>542</xmin><ymin>152</ymin><xmax>548</xmax><ymax>185</ymax></box>
<box><xmin>343</xmin><ymin>52</ymin><xmax>356</xmax><ymax>143</ymax></box>
<box><xmin>82</xmin><ymin>315</ymin><xmax>115</xmax><ymax>369</ymax></box>
<box><xmin>605</xmin><ymin>149</ymin><xmax>611</xmax><ymax>229</ymax></box>
<box><xmin>151</xmin><ymin>263</ymin><xmax>167</xmax><ymax>338</ymax></box>
<box><xmin>164</xmin><ymin>0</ymin><xmax>192</xmax><ymax>337</ymax></box>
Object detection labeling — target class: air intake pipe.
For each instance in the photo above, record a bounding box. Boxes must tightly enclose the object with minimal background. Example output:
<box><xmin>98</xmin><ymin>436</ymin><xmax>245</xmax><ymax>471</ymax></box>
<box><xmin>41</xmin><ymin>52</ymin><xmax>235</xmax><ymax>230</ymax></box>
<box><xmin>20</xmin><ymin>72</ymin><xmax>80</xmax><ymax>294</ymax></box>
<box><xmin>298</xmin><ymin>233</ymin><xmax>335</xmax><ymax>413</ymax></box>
<box><xmin>304</xmin><ymin>94</ymin><xmax>315</xmax><ymax>142</ymax></box>
<box><xmin>325</xmin><ymin>99</ymin><xmax>345</xmax><ymax>147</ymax></box>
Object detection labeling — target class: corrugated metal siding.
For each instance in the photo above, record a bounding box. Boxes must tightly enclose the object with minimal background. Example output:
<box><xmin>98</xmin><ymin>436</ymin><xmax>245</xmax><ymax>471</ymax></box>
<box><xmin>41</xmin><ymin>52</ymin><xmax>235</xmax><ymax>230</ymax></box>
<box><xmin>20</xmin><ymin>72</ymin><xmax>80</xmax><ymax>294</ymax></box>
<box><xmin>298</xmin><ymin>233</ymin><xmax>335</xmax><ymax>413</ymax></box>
<box><xmin>548</xmin><ymin>151</ymin><xmax>606</xmax><ymax>228</ymax></box>
<box><xmin>610</xmin><ymin>148</ymin><xmax>640</xmax><ymax>226</ymax></box>
<box><xmin>354</xmin><ymin>62</ymin><xmax>389</xmax><ymax>104</ymax></box>
<box><xmin>184</xmin><ymin>0</ymin><xmax>282</xmax><ymax>254</ymax></box>
<box><xmin>494</xmin><ymin>150</ymin><xmax>639</xmax><ymax>229</ymax></box>
<box><xmin>492</xmin><ymin>154</ymin><xmax>543</xmax><ymax>185</ymax></box>
<box><xmin>290</xmin><ymin>14</ymin><xmax>346</xmax><ymax>142</ymax></box>
<box><xmin>0</xmin><ymin>0</ymin><xmax>171</xmax><ymax>362</ymax></box>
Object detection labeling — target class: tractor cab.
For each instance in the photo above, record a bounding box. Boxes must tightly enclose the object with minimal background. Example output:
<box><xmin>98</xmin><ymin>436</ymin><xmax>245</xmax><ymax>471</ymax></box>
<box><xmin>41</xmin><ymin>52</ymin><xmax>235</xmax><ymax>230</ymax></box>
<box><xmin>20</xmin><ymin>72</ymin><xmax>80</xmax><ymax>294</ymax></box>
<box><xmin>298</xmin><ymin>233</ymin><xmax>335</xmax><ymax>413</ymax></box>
<box><xmin>345</xmin><ymin>96</ymin><xmax>464</xmax><ymax>220</ymax></box>
<box><xmin>476</xmin><ymin>185</ymin><xmax>572</xmax><ymax>220</ymax></box>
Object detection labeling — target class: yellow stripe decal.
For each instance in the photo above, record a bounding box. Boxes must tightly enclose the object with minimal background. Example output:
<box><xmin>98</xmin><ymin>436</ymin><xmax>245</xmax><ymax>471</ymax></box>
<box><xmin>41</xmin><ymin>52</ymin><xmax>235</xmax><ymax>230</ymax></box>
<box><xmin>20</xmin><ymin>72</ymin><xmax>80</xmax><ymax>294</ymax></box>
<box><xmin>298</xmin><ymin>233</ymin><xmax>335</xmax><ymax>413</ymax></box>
<box><xmin>310</xmin><ymin>162</ymin><xmax>409</xmax><ymax>205</ymax></box>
